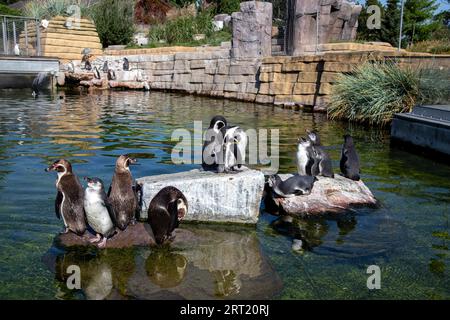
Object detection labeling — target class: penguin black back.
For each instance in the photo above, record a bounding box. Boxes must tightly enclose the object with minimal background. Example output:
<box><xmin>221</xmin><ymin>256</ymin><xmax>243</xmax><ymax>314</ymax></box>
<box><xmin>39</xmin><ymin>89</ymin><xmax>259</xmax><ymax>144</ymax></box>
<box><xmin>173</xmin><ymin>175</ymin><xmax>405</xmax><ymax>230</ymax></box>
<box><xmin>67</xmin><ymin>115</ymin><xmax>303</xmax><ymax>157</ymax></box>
<box><xmin>148</xmin><ymin>186</ymin><xmax>188</xmax><ymax>245</ymax></box>
<box><xmin>340</xmin><ymin>134</ymin><xmax>360</xmax><ymax>181</ymax></box>
<box><xmin>202</xmin><ymin>115</ymin><xmax>228</xmax><ymax>171</ymax></box>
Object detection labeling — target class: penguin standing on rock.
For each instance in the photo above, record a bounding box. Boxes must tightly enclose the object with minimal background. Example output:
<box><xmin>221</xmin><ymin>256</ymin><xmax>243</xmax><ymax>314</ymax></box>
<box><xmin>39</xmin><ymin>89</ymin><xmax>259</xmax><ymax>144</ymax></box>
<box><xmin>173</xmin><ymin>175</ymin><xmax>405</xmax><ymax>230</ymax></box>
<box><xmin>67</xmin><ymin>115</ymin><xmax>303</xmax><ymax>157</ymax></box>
<box><xmin>340</xmin><ymin>134</ymin><xmax>361</xmax><ymax>181</ymax></box>
<box><xmin>84</xmin><ymin>177</ymin><xmax>116</xmax><ymax>248</ymax></box>
<box><xmin>123</xmin><ymin>57</ymin><xmax>129</xmax><ymax>71</ymax></box>
<box><xmin>102</xmin><ymin>61</ymin><xmax>109</xmax><ymax>73</ymax></box>
<box><xmin>306</xmin><ymin>130</ymin><xmax>334</xmax><ymax>178</ymax></box>
<box><xmin>202</xmin><ymin>115</ymin><xmax>228</xmax><ymax>171</ymax></box>
<box><xmin>148</xmin><ymin>186</ymin><xmax>188</xmax><ymax>245</ymax></box>
<box><xmin>296</xmin><ymin>137</ymin><xmax>314</xmax><ymax>176</ymax></box>
<box><xmin>108</xmin><ymin>155</ymin><xmax>139</xmax><ymax>230</ymax></box>
<box><xmin>93</xmin><ymin>66</ymin><xmax>101</xmax><ymax>79</ymax></box>
<box><xmin>45</xmin><ymin>159</ymin><xmax>87</xmax><ymax>235</ymax></box>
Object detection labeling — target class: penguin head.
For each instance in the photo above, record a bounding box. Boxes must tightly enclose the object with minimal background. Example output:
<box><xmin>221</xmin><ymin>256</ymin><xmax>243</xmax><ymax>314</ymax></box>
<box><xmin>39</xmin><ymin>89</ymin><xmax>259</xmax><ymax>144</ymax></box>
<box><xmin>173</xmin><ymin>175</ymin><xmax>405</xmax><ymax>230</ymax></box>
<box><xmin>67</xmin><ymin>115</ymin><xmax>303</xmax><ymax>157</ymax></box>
<box><xmin>306</xmin><ymin>129</ymin><xmax>321</xmax><ymax>146</ymax></box>
<box><xmin>209</xmin><ymin>116</ymin><xmax>227</xmax><ymax>132</ymax></box>
<box><xmin>115</xmin><ymin>154</ymin><xmax>137</xmax><ymax>172</ymax></box>
<box><xmin>84</xmin><ymin>177</ymin><xmax>104</xmax><ymax>191</ymax></box>
<box><xmin>176</xmin><ymin>198</ymin><xmax>187</xmax><ymax>221</ymax></box>
<box><xmin>298</xmin><ymin>136</ymin><xmax>311</xmax><ymax>148</ymax></box>
<box><xmin>45</xmin><ymin>159</ymin><xmax>72</xmax><ymax>174</ymax></box>
<box><xmin>343</xmin><ymin>134</ymin><xmax>354</xmax><ymax>145</ymax></box>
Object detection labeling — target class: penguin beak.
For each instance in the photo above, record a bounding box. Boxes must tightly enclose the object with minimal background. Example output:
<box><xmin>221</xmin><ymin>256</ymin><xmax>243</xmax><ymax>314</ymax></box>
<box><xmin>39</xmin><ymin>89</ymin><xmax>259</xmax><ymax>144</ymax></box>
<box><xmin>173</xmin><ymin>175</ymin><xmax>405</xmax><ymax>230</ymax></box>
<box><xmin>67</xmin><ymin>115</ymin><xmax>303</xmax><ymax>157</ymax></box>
<box><xmin>45</xmin><ymin>164</ymin><xmax>55</xmax><ymax>172</ymax></box>
<box><xmin>127</xmin><ymin>158</ymin><xmax>137</xmax><ymax>165</ymax></box>
<box><xmin>83</xmin><ymin>177</ymin><xmax>92</xmax><ymax>182</ymax></box>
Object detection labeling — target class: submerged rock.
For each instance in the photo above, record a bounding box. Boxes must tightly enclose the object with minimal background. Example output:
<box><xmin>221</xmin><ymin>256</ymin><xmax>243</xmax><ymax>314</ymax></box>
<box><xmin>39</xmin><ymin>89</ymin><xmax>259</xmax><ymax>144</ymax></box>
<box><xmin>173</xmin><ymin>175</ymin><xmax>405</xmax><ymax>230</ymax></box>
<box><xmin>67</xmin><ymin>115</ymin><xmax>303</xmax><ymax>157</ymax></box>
<box><xmin>137</xmin><ymin>169</ymin><xmax>265</xmax><ymax>224</ymax></box>
<box><xmin>54</xmin><ymin>222</ymin><xmax>204</xmax><ymax>249</ymax></box>
<box><xmin>265</xmin><ymin>174</ymin><xmax>377</xmax><ymax>216</ymax></box>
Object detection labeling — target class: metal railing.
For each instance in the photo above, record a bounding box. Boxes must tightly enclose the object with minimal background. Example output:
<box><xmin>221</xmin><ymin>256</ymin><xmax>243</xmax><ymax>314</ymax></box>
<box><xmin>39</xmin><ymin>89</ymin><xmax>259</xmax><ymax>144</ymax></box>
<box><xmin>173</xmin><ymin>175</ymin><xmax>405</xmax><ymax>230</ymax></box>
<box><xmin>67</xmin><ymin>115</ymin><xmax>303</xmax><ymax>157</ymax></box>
<box><xmin>1</xmin><ymin>15</ymin><xmax>41</xmax><ymax>56</ymax></box>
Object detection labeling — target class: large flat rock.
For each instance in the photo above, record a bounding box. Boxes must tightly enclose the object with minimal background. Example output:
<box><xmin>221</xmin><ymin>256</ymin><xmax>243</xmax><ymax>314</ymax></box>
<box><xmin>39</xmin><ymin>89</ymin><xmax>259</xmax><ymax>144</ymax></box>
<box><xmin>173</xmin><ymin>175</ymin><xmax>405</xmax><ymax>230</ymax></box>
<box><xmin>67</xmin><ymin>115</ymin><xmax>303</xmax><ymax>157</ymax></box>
<box><xmin>266</xmin><ymin>174</ymin><xmax>377</xmax><ymax>216</ymax></box>
<box><xmin>137</xmin><ymin>169</ymin><xmax>265</xmax><ymax>224</ymax></box>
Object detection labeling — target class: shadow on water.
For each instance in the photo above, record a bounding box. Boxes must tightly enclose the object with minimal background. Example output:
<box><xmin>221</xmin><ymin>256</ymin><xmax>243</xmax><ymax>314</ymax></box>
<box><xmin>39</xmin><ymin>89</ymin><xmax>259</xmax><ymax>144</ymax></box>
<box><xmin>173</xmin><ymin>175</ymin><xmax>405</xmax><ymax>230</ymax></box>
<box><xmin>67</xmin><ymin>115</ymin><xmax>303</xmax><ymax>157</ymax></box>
<box><xmin>42</xmin><ymin>224</ymin><xmax>283</xmax><ymax>300</ymax></box>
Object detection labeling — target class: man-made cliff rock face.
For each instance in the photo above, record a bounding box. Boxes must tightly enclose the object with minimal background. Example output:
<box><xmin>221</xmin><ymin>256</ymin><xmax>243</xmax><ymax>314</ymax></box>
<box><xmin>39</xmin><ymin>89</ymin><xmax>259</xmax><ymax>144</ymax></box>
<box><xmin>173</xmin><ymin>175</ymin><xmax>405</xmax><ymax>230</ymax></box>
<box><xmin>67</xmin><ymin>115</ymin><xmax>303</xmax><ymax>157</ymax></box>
<box><xmin>292</xmin><ymin>0</ymin><xmax>362</xmax><ymax>54</ymax></box>
<box><xmin>231</xmin><ymin>1</ymin><xmax>273</xmax><ymax>58</ymax></box>
<box><xmin>266</xmin><ymin>174</ymin><xmax>377</xmax><ymax>216</ymax></box>
<box><xmin>137</xmin><ymin>169</ymin><xmax>265</xmax><ymax>224</ymax></box>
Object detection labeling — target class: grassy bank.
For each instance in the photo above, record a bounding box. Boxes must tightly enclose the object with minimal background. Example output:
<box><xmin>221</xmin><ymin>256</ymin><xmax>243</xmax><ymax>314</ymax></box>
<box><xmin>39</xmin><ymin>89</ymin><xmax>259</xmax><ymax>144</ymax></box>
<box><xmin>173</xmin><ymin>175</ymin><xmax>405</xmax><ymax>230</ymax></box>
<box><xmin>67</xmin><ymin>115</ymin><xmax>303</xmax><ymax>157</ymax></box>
<box><xmin>327</xmin><ymin>62</ymin><xmax>450</xmax><ymax>126</ymax></box>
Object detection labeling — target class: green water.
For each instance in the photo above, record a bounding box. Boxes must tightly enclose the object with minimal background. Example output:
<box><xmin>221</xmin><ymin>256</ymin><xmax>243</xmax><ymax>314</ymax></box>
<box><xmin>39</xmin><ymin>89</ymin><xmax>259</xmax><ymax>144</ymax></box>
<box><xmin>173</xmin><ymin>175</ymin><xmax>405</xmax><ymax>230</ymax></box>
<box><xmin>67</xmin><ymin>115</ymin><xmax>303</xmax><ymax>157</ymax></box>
<box><xmin>0</xmin><ymin>90</ymin><xmax>448</xmax><ymax>299</ymax></box>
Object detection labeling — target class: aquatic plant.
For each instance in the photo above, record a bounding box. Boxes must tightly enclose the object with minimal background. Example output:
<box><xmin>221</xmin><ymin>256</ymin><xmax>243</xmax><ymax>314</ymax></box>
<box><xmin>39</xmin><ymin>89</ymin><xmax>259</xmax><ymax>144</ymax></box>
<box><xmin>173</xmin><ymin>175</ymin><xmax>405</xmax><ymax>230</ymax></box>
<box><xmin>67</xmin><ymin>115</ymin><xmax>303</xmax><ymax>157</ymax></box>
<box><xmin>327</xmin><ymin>61</ymin><xmax>450</xmax><ymax>126</ymax></box>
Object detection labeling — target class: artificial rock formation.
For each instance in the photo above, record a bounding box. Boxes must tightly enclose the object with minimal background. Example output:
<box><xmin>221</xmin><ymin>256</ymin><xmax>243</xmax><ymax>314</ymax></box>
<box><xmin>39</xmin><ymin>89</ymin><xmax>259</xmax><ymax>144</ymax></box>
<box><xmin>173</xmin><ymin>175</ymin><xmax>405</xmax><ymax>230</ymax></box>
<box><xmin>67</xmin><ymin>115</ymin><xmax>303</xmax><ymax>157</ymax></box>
<box><xmin>137</xmin><ymin>169</ymin><xmax>265</xmax><ymax>224</ymax></box>
<box><xmin>231</xmin><ymin>1</ymin><xmax>273</xmax><ymax>58</ymax></box>
<box><xmin>266</xmin><ymin>174</ymin><xmax>377</xmax><ymax>216</ymax></box>
<box><xmin>292</xmin><ymin>0</ymin><xmax>362</xmax><ymax>54</ymax></box>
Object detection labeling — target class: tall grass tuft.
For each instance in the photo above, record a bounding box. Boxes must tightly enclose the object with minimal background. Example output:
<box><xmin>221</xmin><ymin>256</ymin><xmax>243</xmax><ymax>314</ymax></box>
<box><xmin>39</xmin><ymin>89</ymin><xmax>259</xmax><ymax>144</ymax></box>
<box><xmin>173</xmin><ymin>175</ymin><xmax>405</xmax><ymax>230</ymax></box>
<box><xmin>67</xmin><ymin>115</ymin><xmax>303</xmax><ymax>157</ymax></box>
<box><xmin>327</xmin><ymin>61</ymin><xmax>450</xmax><ymax>126</ymax></box>
<box><xmin>23</xmin><ymin>0</ymin><xmax>91</xmax><ymax>19</ymax></box>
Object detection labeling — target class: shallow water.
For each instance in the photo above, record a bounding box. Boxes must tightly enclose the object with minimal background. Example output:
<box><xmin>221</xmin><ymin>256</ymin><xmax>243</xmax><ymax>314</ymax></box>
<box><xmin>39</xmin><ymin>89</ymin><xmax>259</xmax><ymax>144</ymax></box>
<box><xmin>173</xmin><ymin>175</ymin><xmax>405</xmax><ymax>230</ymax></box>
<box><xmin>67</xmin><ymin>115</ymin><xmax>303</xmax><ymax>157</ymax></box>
<box><xmin>0</xmin><ymin>90</ymin><xmax>448</xmax><ymax>299</ymax></box>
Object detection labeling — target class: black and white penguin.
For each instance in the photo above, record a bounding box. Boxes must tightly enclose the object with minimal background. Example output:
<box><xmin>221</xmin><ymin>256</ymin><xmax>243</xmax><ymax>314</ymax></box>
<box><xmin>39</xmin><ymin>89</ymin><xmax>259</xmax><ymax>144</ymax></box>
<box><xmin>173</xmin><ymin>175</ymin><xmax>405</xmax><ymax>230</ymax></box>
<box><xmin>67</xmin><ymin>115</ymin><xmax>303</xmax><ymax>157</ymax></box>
<box><xmin>102</xmin><ymin>61</ymin><xmax>109</xmax><ymax>73</ymax></box>
<box><xmin>202</xmin><ymin>115</ymin><xmax>228</xmax><ymax>171</ymax></box>
<box><xmin>306</xmin><ymin>130</ymin><xmax>334</xmax><ymax>178</ymax></box>
<box><xmin>123</xmin><ymin>57</ymin><xmax>129</xmax><ymax>71</ymax></box>
<box><xmin>296</xmin><ymin>137</ymin><xmax>314</xmax><ymax>176</ymax></box>
<box><xmin>148</xmin><ymin>186</ymin><xmax>188</xmax><ymax>245</ymax></box>
<box><xmin>107</xmin><ymin>69</ymin><xmax>116</xmax><ymax>81</ymax></box>
<box><xmin>268</xmin><ymin>174</ymin><xmax>317</xmax><ymax>198</ymax></box>
<box><xmin>340</xmin><ymin>134</ymin><xmax>360</xmax><ymax>181</ymax></box>
<box><xmin>218</xmin><ymin>125</ymin><xmax>248</xmax><ymax>173</ymax></box>
<box><xmin>45</xmin><ymin>159</ymin><xmax>87</xmax><ymax>235</ymax></box>
<box><xmin>83</xmin><ymin>177</ymin><xmax>116</xmax><ymax>248</ymax></box>
<box><xmin>93</xmin><ymin>66</ymin><xmax>101</xmax><ymax>79</ymax></box>
<box><xmin>108</xmin><ymin>154</ymin><xmax>138</xmax><ymax>230</ymax></box>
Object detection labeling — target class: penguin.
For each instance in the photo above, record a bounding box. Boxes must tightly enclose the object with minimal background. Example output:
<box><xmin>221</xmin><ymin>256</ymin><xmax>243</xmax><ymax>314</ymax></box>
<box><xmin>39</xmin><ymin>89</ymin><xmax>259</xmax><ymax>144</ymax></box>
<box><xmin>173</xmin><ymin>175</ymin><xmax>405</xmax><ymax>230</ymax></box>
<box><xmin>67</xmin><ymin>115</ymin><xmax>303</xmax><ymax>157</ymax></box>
<box><xmin>93</xmin><ymin>66</ymin><xmax>101</xmax><ymax>79</ymax></box>
<box><xmin>102</xmin><ymin>61</ymin><xmax>109</xmax><ymax>73</ymax></box>
<box><xmin>83</xmin><ymin>177</ymin><xmax>116</xmax><ymax>248</ymax></box>
<box><xmin>218</xmin><ymin>125</ymin><xmax>248</xmax><ymax>173</ymax></box>
<box><xmin>147</xmin><ymin>186</ymin><xmax>188</xmax><ymax>245</ymax></box>
<box><xmin>296</xmin><ymin>137</ymin><xmax>314</xmax><ymax>176</ymax></box>
<box><xmin>340</xmin><ymin>134</ymin><xmax>361</xmax><ymax>181</ymax></box>
<box><xmin>123</xmin><ymin>57</ymin><xmax>129</xmax><ymax>71</ymax></box>
<box><xmin>306</xmin><ymin>130</ymin><xmax>334</xmax><ymax>178</ymax></box>
<box><xmin>107</xmin><ymin>69</ymin><xmax>116</xmax><ymax>81</ymax></box>
<box><xmin>202</xmin><ymin>115</ymin><xmax>228</xmax><ymax>171</ymax></box>
<box><xmin>268</xmin><ymin>174</ymin><xmax>317</xmax><ymax>198</ymax></box>
<box><xmin>67</xmin><ymin>61</ymin><xmax>75</xmax><ymax>73</ymax></box>
<box><xmin>45</xmin><ymin>159</ymin><xmax>87</xmax><ymax>235</ymax></box>
<box><xmin>85</xmin><ymin>59</ymin><xmax>92</xmax><ymax>71</ymax></box>
<box><xmin>14</xmin><ymin>44</ymin><xmax>20</xmax><ymax>56</ymax></box>
<box><xmin>108</xmin><ymin>154</ymin><xmax>138</xmax><ymax>230</ymax></box>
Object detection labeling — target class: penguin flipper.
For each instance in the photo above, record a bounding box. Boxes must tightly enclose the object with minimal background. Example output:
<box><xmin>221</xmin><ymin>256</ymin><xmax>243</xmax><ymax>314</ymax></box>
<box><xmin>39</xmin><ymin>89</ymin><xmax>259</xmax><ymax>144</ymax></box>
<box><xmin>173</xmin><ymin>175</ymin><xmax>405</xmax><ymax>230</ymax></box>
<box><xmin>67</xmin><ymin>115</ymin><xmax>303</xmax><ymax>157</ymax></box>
<box><xmin>55</xmin><ymin>191</ymin><xmax>63</xmax><ymax>220</ymax></box>
<box><xmin>103</xmin><ymin>194</ymin><xmax>117</xmax><ymax>227</ymax></box>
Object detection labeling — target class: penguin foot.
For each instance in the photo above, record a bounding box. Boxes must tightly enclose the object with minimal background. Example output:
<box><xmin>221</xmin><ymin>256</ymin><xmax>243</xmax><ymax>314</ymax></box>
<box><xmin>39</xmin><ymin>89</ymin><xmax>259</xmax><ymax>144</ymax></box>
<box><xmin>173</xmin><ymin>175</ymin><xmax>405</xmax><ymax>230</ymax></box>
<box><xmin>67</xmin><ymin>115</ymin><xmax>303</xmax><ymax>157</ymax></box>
<box><xmin>89</xmin><ymin>233</ymin><xmax>102</xmax><ymax>243</ymax></box>
<box><xmin>97</xmin><ymin>237</ymin><xmax>107</xmax><ymax>248</ymax></box>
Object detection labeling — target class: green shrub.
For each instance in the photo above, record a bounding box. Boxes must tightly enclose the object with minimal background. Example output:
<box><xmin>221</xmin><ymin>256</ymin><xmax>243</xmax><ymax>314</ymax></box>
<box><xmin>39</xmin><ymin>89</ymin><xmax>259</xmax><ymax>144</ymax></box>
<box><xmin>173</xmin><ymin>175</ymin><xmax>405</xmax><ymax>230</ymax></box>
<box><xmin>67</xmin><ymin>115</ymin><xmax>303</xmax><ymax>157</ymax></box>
<box><xmin>0</xmin><ymin>3</ymin><xmax>22</xmax><ymax>16</ymax></box>
<box><xmin>327</xmin><ymin>62</ymin><xmax>450</xmax><ymax>126</ymax></box>
<box><xmin>90</xmin><ymin>0</ymin><xmax>135</xmax><ymax>47</ymax></box>
<box><xmin>23</xmin><ymin>0</ymin><xmax>91</xmax><ymax>19</ymax></box>
<box><xmin>408</xmin><ymin>40</ymin><xmax>450</xmax><ymax>54</ymax></box>
<box><xmin>215</xmin><ymin>0</ymin><xmax>241</xmax><ymax>15</ymax></box>
<box><xmin>148</xmin><ymin>10</ymin><xmax>215</xmax><ymax>45</ymax></box>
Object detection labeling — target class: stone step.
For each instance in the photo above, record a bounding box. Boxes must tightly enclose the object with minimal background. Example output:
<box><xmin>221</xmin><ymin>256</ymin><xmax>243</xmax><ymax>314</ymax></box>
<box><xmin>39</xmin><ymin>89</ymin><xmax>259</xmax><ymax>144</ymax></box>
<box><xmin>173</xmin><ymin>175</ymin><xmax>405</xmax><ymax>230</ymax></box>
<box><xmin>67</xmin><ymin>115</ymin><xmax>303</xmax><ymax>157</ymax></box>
<box><xmin>271</xmin><ymin>51</ymin><xmax>286</xmax><ymax>56</ymax></box>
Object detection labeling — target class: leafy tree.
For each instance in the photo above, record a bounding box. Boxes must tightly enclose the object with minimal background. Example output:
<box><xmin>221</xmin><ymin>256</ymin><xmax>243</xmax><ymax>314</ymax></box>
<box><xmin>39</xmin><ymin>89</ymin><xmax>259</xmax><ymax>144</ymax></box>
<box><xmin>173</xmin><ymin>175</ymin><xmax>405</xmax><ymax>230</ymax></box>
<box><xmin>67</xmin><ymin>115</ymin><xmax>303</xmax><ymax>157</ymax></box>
<box><xmin>357</xmin><ymin>0</ymin><xmax>384</xmax><ymax>41</ymax></box>
<box><xmin>0</xmin><ymin>3</ymin><xmax>21</xmax><ymax>15</ymax></box>
<box><xmin>381</xmin><ymin>0</ymin><xmax>401</xmax><ymax>47</ymax></box>
<box><xmin>403</xmin><ymin>0</ymin><xmax>440</xmax><ymax>46</ymax></box>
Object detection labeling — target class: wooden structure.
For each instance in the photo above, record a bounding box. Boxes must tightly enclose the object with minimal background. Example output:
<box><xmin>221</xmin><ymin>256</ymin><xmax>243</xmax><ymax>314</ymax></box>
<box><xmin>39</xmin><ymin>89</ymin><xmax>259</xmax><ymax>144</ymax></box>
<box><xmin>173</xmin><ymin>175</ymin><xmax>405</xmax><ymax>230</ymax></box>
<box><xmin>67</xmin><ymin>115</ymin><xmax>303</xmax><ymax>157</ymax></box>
<box><xmin>19</xmin><ymin>16</ymin><xmax>102</xmax><ymax>61</ymax></box>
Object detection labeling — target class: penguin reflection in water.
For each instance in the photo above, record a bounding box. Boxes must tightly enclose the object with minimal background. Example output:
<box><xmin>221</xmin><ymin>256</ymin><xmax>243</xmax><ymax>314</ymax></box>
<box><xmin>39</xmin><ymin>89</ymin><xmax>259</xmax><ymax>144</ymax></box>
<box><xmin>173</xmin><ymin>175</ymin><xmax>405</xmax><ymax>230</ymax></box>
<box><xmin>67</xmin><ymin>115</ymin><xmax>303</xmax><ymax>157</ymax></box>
<box><xmin>45</xmin><ymin>159</ymin><xmax>87</xmax><ymax>235</ymax></box>
<box><xmin>202</xmin><ymin>115</ymin><xmax>248</xmax><ymax>173</ymax></box>
<box><xmin>83</xmin><ymin>177</ymin><xmax>116</xmax><ymax>248</ymax></box>
<box><xmin>108</xmin><ymin>155</ymin><xmax>139</xmax><ymax>231</ymax></box>
<box><xmin>148</xmin><ymin>186</ymin><xmax>188</xmax><ymax>245</ymax></box>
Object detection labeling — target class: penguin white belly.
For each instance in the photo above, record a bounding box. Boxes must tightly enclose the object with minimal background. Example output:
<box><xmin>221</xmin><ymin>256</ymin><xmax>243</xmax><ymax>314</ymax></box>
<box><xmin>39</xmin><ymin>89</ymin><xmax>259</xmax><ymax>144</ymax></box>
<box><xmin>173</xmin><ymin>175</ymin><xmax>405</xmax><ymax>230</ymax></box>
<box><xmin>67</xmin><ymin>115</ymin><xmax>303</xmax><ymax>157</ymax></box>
<box><xmin>296</xmin><ymin>147</ymin><xmax>309</xmax><ymax>175</ymax></box>
<box><xmin>84</xmin><ymin>193</ymin><xmax>113</xmax><ymax>235</ymax></box>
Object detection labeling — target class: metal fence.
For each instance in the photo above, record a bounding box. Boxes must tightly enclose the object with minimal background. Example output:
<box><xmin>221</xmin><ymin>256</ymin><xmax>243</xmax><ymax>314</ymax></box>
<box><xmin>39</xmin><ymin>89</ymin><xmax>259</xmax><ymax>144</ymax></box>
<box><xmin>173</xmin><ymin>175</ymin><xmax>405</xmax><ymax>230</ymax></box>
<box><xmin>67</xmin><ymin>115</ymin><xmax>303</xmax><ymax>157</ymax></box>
<box><xmin>1</xmin><ymin>15</ymin><xmax>41</xmax><ymax>56</ymax></box>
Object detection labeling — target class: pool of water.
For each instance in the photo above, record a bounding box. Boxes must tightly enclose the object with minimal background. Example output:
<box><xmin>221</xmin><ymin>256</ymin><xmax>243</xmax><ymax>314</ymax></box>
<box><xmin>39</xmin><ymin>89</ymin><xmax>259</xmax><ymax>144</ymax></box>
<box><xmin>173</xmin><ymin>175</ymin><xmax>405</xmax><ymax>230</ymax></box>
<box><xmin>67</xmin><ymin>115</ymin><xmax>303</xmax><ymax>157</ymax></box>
<box><xmin>0</xmin><ymin>90</ymin><xmax>449</xmax><ymax>299</ymax></box>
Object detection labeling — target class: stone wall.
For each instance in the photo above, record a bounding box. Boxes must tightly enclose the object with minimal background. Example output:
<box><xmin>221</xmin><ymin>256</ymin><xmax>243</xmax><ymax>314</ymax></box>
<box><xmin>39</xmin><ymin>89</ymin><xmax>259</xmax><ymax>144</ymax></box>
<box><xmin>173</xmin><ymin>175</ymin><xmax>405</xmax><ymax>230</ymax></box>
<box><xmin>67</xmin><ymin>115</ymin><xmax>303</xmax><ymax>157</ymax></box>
<box><xmin>84</xmin><ymin>49</ymin><xmax>449</xmax><ymax>112</ymax></box>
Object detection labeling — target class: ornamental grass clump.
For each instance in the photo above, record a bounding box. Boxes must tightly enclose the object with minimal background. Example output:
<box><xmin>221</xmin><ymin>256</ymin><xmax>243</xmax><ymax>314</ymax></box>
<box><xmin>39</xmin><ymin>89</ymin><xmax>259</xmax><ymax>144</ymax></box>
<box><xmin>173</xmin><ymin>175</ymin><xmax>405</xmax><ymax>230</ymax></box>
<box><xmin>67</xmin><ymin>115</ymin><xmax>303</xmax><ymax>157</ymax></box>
<box><xmin>328</xmin><ymin>61</ymin><xmax>449</xmax><ymax>126</ymax></box>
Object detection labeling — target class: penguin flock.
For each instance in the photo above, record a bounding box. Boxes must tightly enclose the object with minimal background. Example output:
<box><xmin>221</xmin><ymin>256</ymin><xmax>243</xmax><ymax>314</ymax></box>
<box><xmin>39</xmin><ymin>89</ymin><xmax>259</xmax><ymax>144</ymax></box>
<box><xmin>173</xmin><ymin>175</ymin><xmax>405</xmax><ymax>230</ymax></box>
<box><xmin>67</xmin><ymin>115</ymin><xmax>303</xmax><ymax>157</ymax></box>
<box><xmin>46</xmin><ymin>155</ymin><xmax>187</xmax><ymax>248</ymax></box>
<box><xmin>269</xmin><ymin>130</ymin><xmax>361</xmax><ymax>198</ymax></box>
